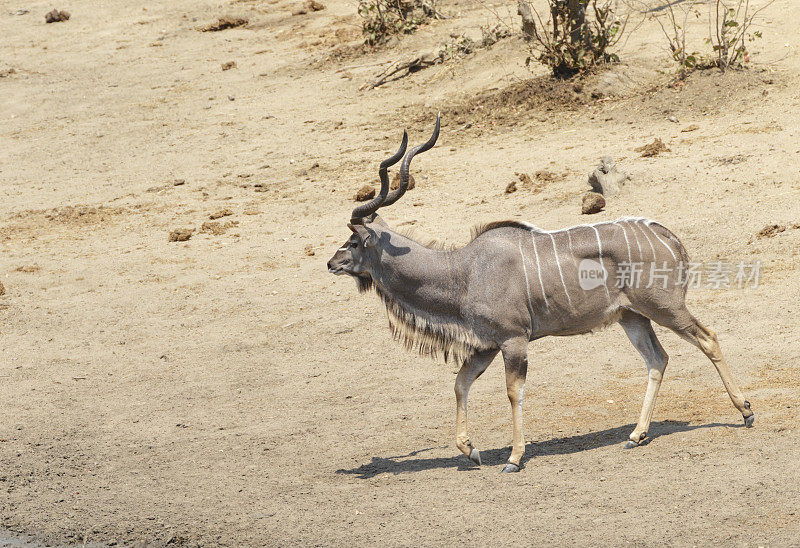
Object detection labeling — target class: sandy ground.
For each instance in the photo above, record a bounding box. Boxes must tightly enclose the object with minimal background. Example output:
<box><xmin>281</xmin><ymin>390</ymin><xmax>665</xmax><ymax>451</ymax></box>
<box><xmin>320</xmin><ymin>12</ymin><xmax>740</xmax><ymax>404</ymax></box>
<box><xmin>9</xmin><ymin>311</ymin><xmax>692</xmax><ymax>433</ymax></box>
<box><xmin>1</xmin><ymin>0</ymin><xmax>800</xmax><ymax>545</ymax></box>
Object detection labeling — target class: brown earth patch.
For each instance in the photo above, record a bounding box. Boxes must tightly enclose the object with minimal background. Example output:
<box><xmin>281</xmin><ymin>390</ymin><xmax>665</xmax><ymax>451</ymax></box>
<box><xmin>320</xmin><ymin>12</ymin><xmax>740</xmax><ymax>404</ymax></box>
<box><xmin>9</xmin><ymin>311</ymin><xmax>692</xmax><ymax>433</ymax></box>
<box><xmin>201</xmin><ymin>16</ymin><xmax>248</xmax><ymax>32</ymax></box>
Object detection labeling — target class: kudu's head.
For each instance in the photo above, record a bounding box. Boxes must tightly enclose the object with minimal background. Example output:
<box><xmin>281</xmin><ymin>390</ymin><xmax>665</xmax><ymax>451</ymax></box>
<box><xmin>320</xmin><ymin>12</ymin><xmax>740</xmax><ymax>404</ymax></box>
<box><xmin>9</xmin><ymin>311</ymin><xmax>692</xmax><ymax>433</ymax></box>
<box><xmin>327</xmin><ymin>117</ymin><xmax>440</xmax><ymax>289</ymax></box>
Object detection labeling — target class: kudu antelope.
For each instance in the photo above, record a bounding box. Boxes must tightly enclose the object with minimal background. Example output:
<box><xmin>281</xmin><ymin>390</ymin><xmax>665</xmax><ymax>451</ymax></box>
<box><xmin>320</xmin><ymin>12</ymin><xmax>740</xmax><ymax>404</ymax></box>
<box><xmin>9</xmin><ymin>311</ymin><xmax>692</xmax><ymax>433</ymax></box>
<box><xmin>327</xmin><ymin>117</ymin><xmax>754</xmax><ymax>473</ymax></box>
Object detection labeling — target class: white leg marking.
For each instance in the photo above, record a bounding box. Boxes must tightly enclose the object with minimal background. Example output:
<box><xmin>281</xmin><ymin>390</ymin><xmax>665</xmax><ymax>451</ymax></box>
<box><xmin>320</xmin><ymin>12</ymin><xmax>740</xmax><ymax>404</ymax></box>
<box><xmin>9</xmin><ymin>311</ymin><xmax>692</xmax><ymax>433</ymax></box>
<box><xmin>591</xmin><ymin>225</ymin><xmax>612</xmax><ymax>302</ymax></box>
<box><xmin>530</xmin><ymin>232</ymin><xmax>550</xmax><ymax>308</ymax></box>
<box><xmin>549</xmin><ymin>233</ymin><xmax>573</xmax><ymax>308</ymax></box>
<box><xmin>645</xmin><ymin>221</ymin><xmax>677</xmax><ymax>261</ymax></box>
<box><xmin>517</xmin><ymin>240</ymin><xmax>535</xmax><ymax>317</ymax></box>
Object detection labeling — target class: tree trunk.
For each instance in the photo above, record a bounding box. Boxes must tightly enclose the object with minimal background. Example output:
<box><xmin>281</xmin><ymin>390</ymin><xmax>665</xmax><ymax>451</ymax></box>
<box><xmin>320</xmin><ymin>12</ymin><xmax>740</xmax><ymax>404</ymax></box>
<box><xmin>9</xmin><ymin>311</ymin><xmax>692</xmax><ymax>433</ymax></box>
<box><xmin>566</xmin><ymin>0</ymin><xmax>586</xmax><ymax>46</ymax></box>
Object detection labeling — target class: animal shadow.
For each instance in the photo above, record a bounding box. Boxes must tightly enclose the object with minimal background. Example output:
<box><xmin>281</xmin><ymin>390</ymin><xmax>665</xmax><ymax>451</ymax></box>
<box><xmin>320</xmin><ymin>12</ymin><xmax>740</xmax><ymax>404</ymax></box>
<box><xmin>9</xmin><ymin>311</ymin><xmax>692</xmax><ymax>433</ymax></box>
<box><xmin>336</xmin><ymin>420</ymin><xmax>737</xmax><ymax>479</ymax></box>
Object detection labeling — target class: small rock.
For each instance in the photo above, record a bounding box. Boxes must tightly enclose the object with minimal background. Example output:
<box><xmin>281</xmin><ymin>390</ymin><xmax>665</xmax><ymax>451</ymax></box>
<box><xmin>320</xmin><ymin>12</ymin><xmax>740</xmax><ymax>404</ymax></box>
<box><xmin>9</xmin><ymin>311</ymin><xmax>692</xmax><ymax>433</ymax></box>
<box><xmin>681</xmin><ymin>124</ymin><xmax>700</xmax><ymax>133</ymax></box>
<box><xmin>635</xmin><ymin>138</ymin><xmax>670</xmax><ymax>157</ymax></box>
<box><xmin>505</xmin><ymin>180</ymin><xmax>517</xmax><ymax>194</ymax></box>
<box><xmin>221</xmin><ymin>61</ymin><xmax>237</xmax><ymax>71</ymax></box>
<box><xmin>304</xmin><ymin>244</ymin><xmax>315</xmax><ymax>256</ymax></box>
<box><xmin>582</xmin><ymin>192</ymin><xmax>605</xmax><ymax>214</ymax></box>
<box><xmin>45</xmin><ymin>9</ymin><xmax>70</xmax><ymax>23</ymax></box>
<box><xmin>243</xmin><ymin>208</ymin><xmax>260</xmax><ymax>215</ymax></box>
<box><xmin>390</xmin><ymin>172</ymin><xmax>415</xmax><ymax>190</ymax></box>
<box><xmin>291</xmin><ymin>6</ymin><xmax>308</xmax><ymax>15</ymax></box>
<box><xmin>209</xmin><ymin>208</ymin><xmax>233</xmax><ymax>220</ymax></box>
<box><xmin>668</xmin><ymin>116</ymin><xmax>678</xmax><ymax>123</ymax></box>
<box><xmin>173</xmin><ymin>179</ymin><xmax>186</xmax><ymax>186</ymax></box>
<box><xmin>354</xmin><ymin>185</ymin><xmax>375</xmax><ymax>202</ymax></box>
<box><xmin>228</xmin><ymin>95</ymin><xmax>235</xmax><ymax>101</ymax></box>
<box><xmin>168</xmin><ymin>228</ymin><xmax>194</xmax><ymax>242</ymax></box>
<box><xmin>306</xmin><ymin>0</ymin><xmax>326</xmax><ymax>10</ymax></box>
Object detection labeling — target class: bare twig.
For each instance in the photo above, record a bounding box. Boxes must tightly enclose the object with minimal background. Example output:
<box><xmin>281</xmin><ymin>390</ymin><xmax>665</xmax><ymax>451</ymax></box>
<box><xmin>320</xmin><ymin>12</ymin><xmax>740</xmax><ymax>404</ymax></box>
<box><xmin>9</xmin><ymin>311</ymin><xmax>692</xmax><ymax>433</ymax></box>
<box><xmin>335</xmin><ymin>59</ymin><xmax>395</xmax><ymax>73</ymax></box>
<box><xmin>360</xmin><ymin>54</ymin><xmax>439</xmax><ymax>89</ymax></box>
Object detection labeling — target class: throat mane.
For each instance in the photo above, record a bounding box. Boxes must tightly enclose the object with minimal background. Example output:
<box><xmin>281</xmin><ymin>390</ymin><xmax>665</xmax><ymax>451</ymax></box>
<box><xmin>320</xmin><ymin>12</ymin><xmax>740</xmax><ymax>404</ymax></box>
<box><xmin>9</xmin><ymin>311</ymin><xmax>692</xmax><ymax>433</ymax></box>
<box><xmin>368</xmin><ymin>281</ymin><xmax>489</xmax><ymax>364</ymax></box>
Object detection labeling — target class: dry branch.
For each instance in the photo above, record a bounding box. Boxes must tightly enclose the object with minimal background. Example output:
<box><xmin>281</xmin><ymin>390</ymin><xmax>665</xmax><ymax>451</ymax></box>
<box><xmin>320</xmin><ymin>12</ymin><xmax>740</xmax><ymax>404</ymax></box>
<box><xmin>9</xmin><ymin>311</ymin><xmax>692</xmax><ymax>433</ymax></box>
<box><xmin>360</xmin><ymin>53</ymin><xmax>441</xmax><ymax>90</ymax></box>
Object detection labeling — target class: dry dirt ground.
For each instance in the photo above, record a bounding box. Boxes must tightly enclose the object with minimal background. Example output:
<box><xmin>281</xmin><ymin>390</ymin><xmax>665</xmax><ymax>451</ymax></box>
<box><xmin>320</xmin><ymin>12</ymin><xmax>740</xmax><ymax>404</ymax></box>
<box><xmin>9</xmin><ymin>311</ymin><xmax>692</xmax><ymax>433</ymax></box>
<box><xmin>2</xmin><ymin>0</ymin><xmax>800</xmax><ymax>546</ymax></box>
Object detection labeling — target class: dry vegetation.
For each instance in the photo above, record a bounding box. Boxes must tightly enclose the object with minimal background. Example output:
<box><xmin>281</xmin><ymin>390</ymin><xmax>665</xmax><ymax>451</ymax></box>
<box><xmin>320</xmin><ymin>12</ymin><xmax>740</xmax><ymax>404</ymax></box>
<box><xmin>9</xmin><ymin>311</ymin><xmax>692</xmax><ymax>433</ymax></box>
<box><xmin>1</xmin><ymin>0</ymin><xmax>799</xmax><ymax>546</ymax></box>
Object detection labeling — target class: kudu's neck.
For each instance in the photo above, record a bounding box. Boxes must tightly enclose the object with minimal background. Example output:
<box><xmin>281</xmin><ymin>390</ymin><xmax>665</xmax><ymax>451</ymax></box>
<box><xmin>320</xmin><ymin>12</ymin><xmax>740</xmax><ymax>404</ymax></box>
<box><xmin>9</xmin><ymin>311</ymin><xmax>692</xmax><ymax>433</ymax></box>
<box><xmin>368</xmin><ymin>227</ymin><xmax>462</xmax><ymax>320</ymax></box>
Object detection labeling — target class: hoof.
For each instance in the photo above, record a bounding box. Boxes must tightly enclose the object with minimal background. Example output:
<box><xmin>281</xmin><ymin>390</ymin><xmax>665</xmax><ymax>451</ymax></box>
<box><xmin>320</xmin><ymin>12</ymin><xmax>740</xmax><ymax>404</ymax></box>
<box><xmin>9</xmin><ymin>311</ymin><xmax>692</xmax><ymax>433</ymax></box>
<box><xmin>501</xmin><ymin>463</ymin><xmax>520</xmax><ymax>473</ymax></box>
<box><xmin>744</xmin><ymin>413</ymin><xmax>755</xmax><ymax>428</ymax></box>
<box><xmin>468</xmin><ymin>448</ymin><xmax>482</xmax><ymax>466</ymax></box>
<box><xmin>624</xmin><ymin>440</ymin><xmax>640</xmax><ymax>450</ymax></box>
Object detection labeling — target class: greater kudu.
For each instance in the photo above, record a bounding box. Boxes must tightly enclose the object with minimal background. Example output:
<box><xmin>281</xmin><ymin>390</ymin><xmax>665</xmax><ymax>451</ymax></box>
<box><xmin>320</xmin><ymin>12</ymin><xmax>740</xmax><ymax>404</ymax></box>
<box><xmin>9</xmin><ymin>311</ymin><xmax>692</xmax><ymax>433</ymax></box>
<box><xmin>327</xmin><ymin>118</ymin><xmax>754</xmax><ymax>472</ymax></box>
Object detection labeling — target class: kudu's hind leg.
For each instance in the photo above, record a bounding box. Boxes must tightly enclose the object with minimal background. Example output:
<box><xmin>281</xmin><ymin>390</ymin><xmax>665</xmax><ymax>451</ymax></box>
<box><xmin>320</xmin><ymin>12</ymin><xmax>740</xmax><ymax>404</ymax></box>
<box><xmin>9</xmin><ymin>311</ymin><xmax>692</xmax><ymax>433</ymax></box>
<box><xmin>619</xmin><ymin>310</ymin><xmax>669</xmax><ymax>449</ymax></box>
<box><xmin>455</xmin><ymin>349</ymin><xmax>498</xmax><ymax>466</ymax></box>
<box><xmin>500</xmin><ymin>338</ymin><xmax>529</xmax><ymax>473</ymax></box>
<box><xmin>666</xmin><ymin>313</ymin><xmax>754</xmax><ymax>427</ymax></box>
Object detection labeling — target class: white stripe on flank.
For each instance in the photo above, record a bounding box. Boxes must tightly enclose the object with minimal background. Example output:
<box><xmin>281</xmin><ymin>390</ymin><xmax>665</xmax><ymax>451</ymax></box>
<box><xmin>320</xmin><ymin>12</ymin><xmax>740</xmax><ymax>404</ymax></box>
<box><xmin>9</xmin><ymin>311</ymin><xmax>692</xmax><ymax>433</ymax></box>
<box><xmin>338</xmin><ymin>247</ymin><xmax>348</xmax><ymax>251</ymax></box>
<box><xmin>614</xmin><ymin>221</ymin><xmax>633</xmax><ymax>265</ymax></box>
<box><xmin>645</xmin><ymin>221</ymin><xmax>677</xmax><ymax>260</ymax></box>
<box><xmin>565</xmin><ymin>229</ymin><xmax>580</xmax><ymax>273</ymax></box>
<box><xmin>590</xmin><ymin>225</ymin><xmax>611</xmax><ymax>301</ymax></box>
<box><xmin>530</xmin><ymin>232</ymin><xmax>549</xmax><ymax>308</ymax></box>
<box><xmin>549</xmin><ymin>233</ymin><xmax>573</xmax><ymax>308</ymax></box>
<box><xmin>517</xmin><ymin>240</ymin><xmax>534</xmax><ymax>317</ymax></box>
<box><xmin>626</xmin><ymin>220</ymin><xmax>643</xmax><ymax>261</ymax></box>
<box><xmin>635</xmin><ymin>221</ymin><xmax>657</xmax><ymax>260</ymax></box>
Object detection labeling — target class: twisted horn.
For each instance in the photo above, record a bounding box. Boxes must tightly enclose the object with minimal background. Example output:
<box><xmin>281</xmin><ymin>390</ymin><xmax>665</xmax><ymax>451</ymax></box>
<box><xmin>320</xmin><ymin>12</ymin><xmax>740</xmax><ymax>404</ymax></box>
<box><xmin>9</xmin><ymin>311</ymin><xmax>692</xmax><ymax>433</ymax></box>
<box><xmin>350</xmin><ymin>131</ymin><xmax>408</xmax><ymax>224</ymax></box>
<box><xmin>381</xmin><ymin>115</ymin><xmax>440</xmax><ymax>208</ymax></box>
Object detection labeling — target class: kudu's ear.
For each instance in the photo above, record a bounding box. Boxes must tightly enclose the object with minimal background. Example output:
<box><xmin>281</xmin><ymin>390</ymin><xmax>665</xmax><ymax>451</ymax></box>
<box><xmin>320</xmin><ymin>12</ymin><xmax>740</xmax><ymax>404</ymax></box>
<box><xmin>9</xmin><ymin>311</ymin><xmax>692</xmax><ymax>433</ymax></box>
<box><xmin>348</xmin><ymin>222</ymin><xmax>375</xmax><ymax>247</ymax></box>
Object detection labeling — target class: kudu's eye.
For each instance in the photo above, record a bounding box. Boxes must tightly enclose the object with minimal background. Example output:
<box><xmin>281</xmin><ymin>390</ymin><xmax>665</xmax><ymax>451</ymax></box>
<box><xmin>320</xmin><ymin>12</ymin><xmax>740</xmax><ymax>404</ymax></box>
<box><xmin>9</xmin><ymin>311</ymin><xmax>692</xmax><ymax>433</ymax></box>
<box><xmin>349</xmin><ymin>241</ymin><xmax>359</xmax><ymax>248</ymax></box>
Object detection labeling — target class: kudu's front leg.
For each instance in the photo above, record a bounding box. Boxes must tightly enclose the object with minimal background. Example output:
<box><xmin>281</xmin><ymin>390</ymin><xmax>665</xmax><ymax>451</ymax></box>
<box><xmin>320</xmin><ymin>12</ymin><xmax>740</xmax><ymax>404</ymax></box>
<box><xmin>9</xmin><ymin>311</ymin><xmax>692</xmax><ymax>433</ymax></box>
<box><xmin>501</xmin><ymin>338</ymin><xmax>529</xmax><ymax>473</ymax></box>
<box><xmin>454</xmin><ymin>349</ymin><xmax>498</xmax><ymax>466</ymax></box>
